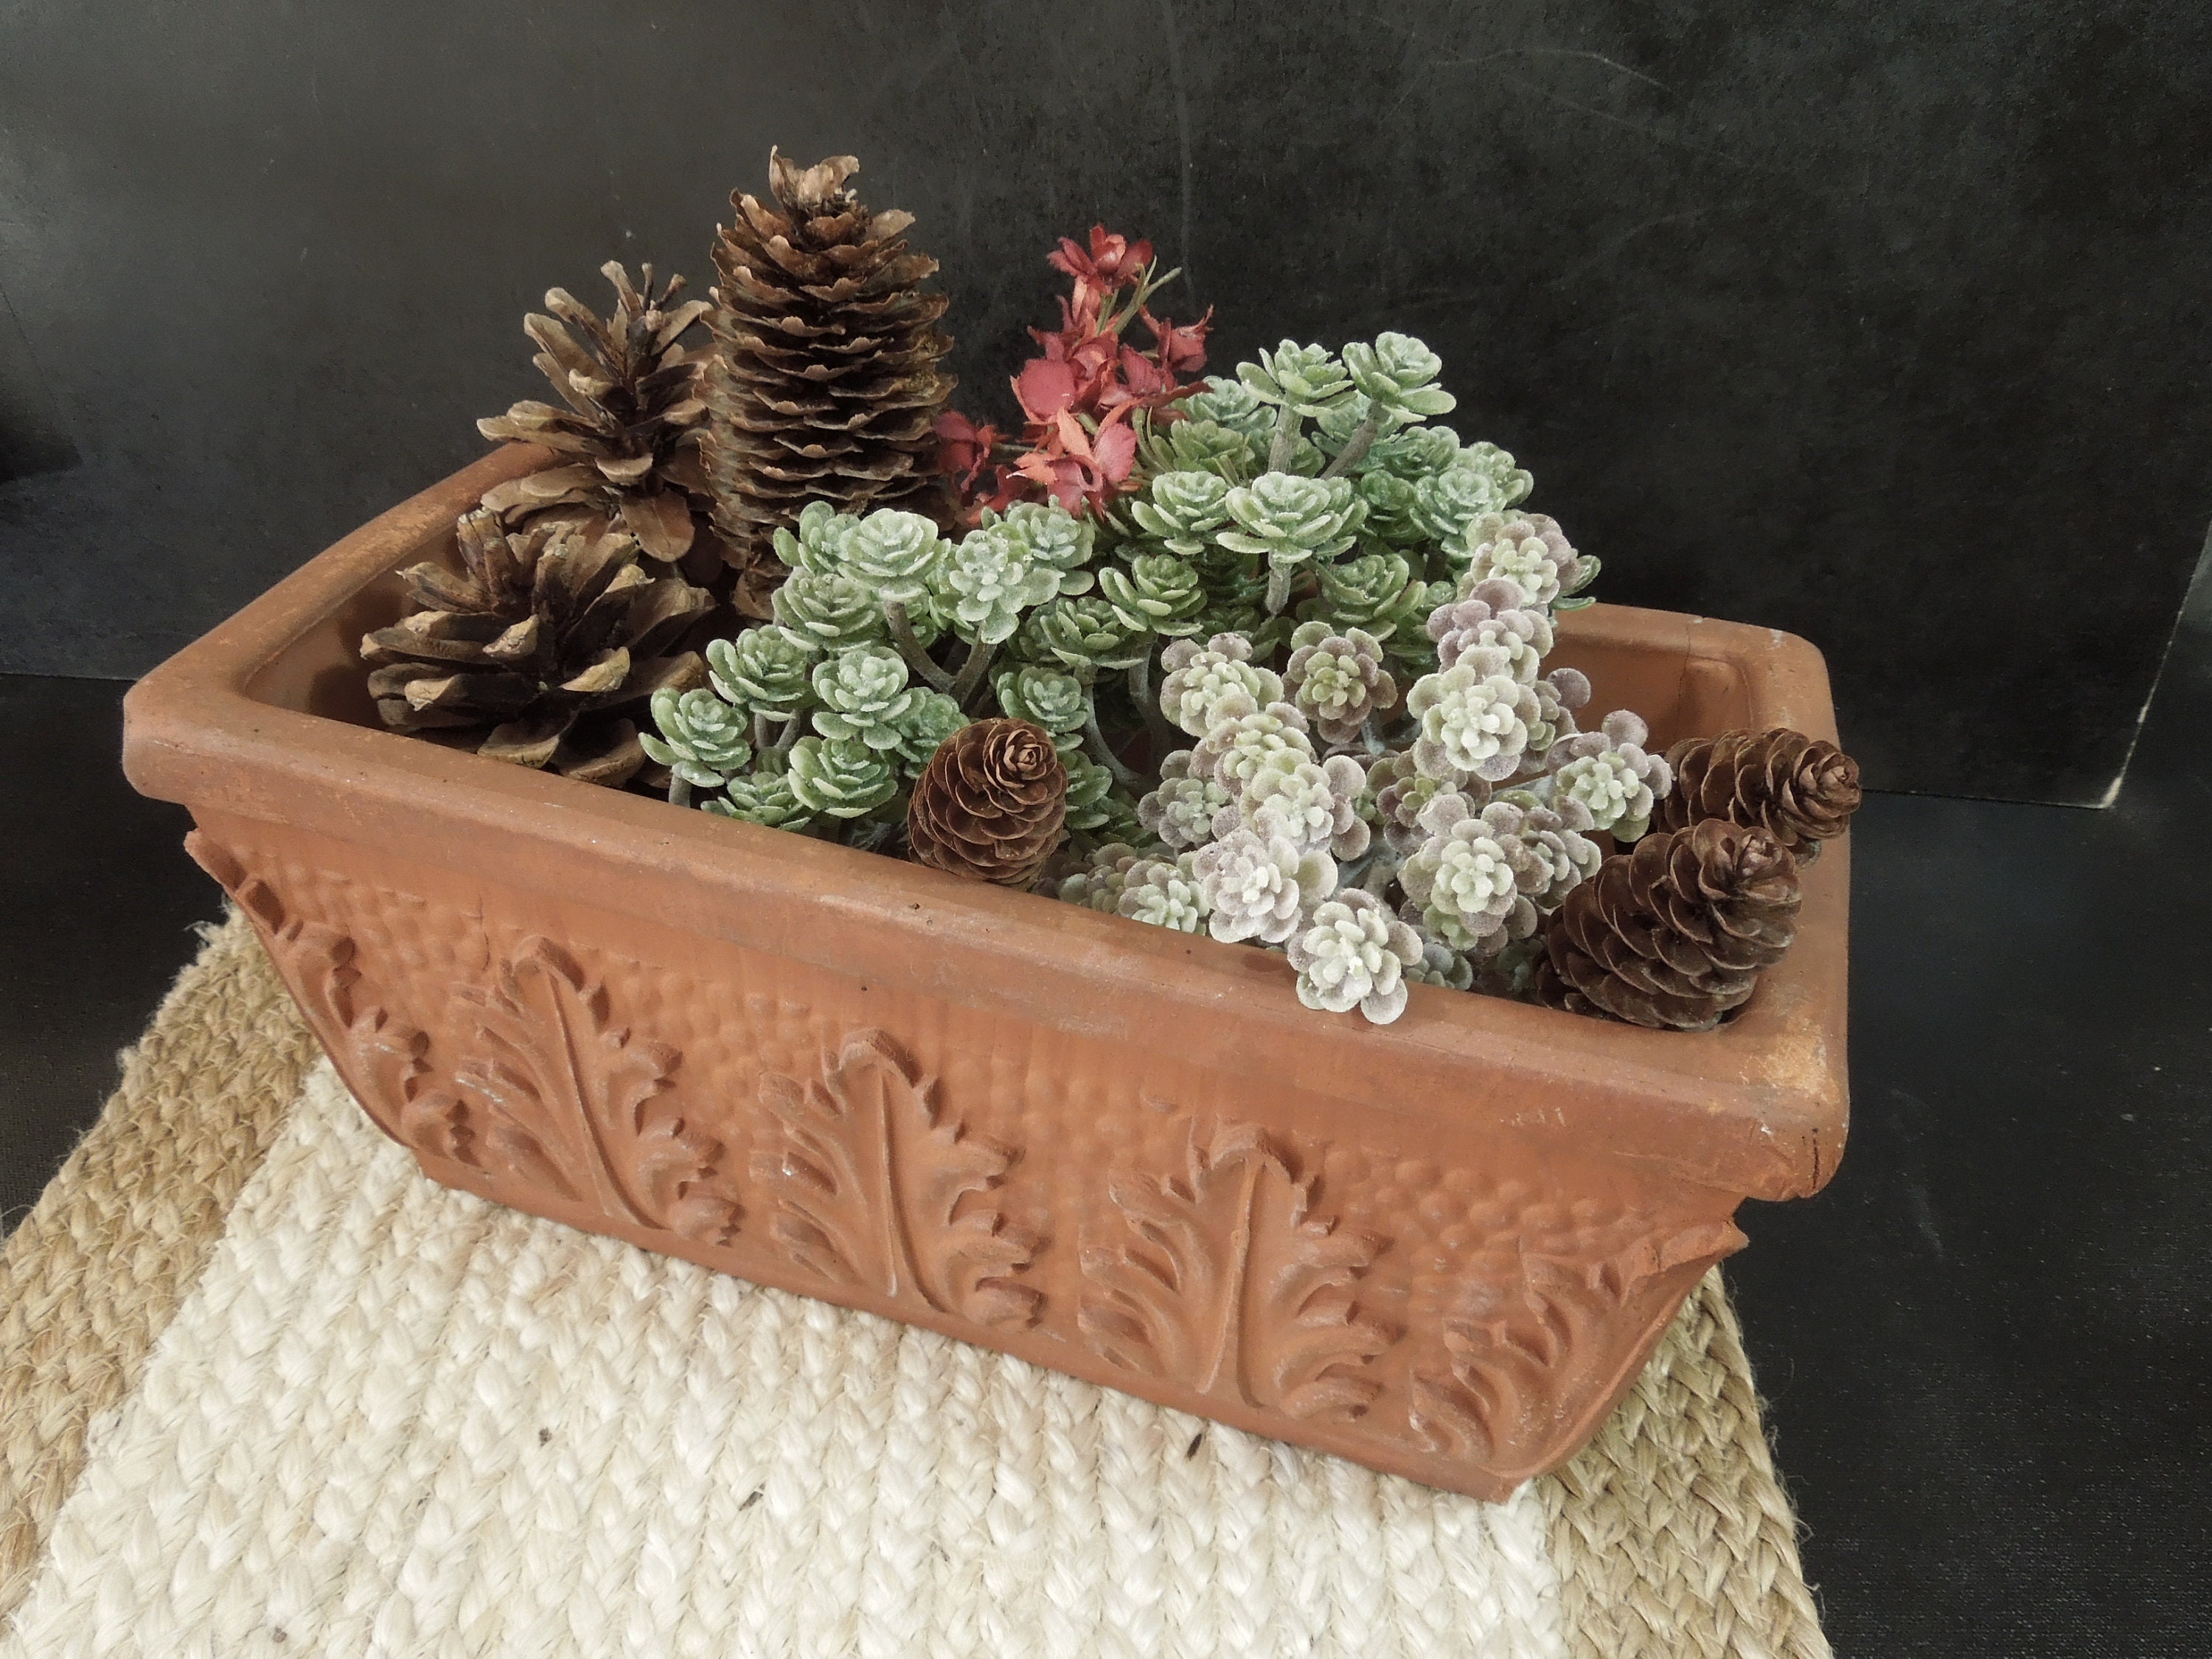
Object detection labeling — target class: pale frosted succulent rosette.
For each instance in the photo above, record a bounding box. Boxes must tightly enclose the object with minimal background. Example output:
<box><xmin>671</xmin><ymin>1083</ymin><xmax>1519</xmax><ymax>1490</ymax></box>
<box><xmin>1455</xmin><ymin>509</ymin><xmax>1596</xmax><ymax>612</ymax></box>
<box><xmin>1543</xmin><ymin>710</ymin><xmax>1674</xmax><ymax>840</ymax></box>
<box><xmin>1286</xmin><ymin>888</ymin><xmax>1424</xmax><ymax>1023</ymax></box>
<box><xmin>1137</xmin><ymin>751</ymin><xmax>1233</xmax><ymax>849</ymax></box>
<box><xmin>1192</xmin><ymin>826</ymin><xmax>1336</xmax><ymax>945</ymax></box>
<box><xmin>1058</xmin><ymin>842</ymin><xmax>1148</xmax><ymax>911</ymax></box>
<box><xmin>1405</xmin><ymin>661</ymin><xmax>1543</xmax><ymax>785</ymax></box>
<box><xmin>1156</xmin><ymin>632</ymin><xmax>1285</xmax><ymax>736</ymax></box>
<box><xmin>1284</xmin><ymin>621</ymin><xmax>1399</xmax><ymax>745</ymax></box>
<box><xmin>1116</xmin><ymin>852</ymin><xmax>1211</xmax><ymax>933</ymax></box>
<box><xmin>1235</xmin><ymin>752</ymin><xmax>1371</xmax><ymax>861</ymax></box>
<box><xmin>1394</xmin><ymin>793</ymin><xmax>1547</xmax><ymax>954</ymax></box>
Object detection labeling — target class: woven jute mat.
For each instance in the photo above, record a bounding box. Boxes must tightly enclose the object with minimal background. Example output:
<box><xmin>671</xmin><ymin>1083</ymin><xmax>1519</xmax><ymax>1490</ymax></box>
<box><xmin>0</xmin><ymin>912</ymin><xmax>1829</xmax><ymax>1658</ymax></box>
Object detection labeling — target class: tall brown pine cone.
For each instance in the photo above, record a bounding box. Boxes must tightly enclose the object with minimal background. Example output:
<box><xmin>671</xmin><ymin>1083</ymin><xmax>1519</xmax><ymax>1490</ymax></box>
<box><xmin>474</xmin><ymin>262</ymin><xmax>718</xmax><ymax>568</ymax></box>
<box><xmin>1649</xmin><ymin>728</ymin><xmax>1862</xmax><ymax>860</ymax></box>
<box><xmin>908</xmin><ymin>719</ymin><xmax>1068</xmax><ymax>886</ymax></box>
<box><xmin>704</xmin><ymin>150</ymin><xmax>956</xmax><ymax>574</ymax></box>
<box><xmin>361</xmin><ymin>507</ymin><xmax>709</xmax><ymax>786</ymax></box>
<box><xmin>1534</xmin><ymin>819</ymin><xmax>1801</xmax><ymax>1031</ymax></box>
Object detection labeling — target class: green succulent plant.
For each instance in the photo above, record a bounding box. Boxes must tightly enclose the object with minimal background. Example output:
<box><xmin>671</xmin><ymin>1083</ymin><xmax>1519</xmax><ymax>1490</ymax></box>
<box><xmin>836</xmin><ymin>509</ymin><xmax>949</xmax><ymax>605</ymax></box>
<box><xmin>1219</xmin><ymin>473</ymin><xmax>1365</xmax><ymax>611</ymax></box>
<box><xmin>1014</xmin><ymin>596</ymin><xmax>1152</xmax><ymax>672</ymax></box>
<box><xmin>705</xmin><ymin>764</ymin><xmax>815</xmax><ymax>831</ymax></box>
<box><xmin>1312</xmin><ymin>551</ymin><xmax>1424</xmax><ymax>641</ymax></box>
<box><xmin>990</xmin><ymin>501</ymin><xmax>1096</xmax><ymax>588</ymax></box>
<box><xmin>1237</xmin><ymin>341</ymin><xmax>1354</xmax><ymax>417</ymax></box>
<box><xmin>784</xmin><ymin>734</ymin><xmax>900</xmax><ymax>818</ymax></box>
<box><xmin>1342</xmin><ymin>332</ymin><xmax>1457</xmax><ymax>422</ymax></box>
<box><xmin>773</xmin><ymin>568</ymin><xmax>889</xmax><ymax>653</ymax></box>
<box><xmin>1455</xmin><ymin>441</ymin><xmax>1534</xmax><ymax>511</ymax></box>
<box><xmin>1180</xmin><ymin>378</ymin><xmax>1279</xmax><ymax>443</ymax></box>
<box><xmin>886</xmin><ymin>688</ymin><xmax>970</xmax><ymax>774</ymax></box>
<box><xmin>1412</xmin><ymin>466</ymin><xmax>1506</xmax><ymax>550</ymax></box>
<box><xmin>641</xmin><ymin>685</ymin><xmax>753</xmax><ymax>789</ymax></box>
<box><xmin>994</xmin><ymin>663</ymin><xmax>1090</xmax><ymax>745</ymax></box>
<box><xmin>938</xmin><ymin>506</ymin><xmax>1093</xmax><ymax>645</ymax></box>
<box><xmin>1139</xmin><ymin>417</ymin><xmax>1256</xmax><ymax>480</ymax></box>
<box><xmin>1098</xmin><ymin>552</ymin><xmax>1206</xmax><ymax>637</ymax></box>
<box><xmin>706</xmin><ymin>626</ymin><xmax>819</xmax><ymax>717</ymax></box>
<box><xmin>1060</xmin><ymin>751</ymin><xmax>1119</xmax><ymax>831</ymax></box>
<box><xmin>809</xmin><ymin>644</ymin><xmax>916</xmax><ymax>748</ymax></box>
<box><xmin>770</xmin><ymin>499</ymin><xmax>853</xmax><ymax>576</ymax></box>
<box><xmin>1366</xmin><ymin>424</ymin><xmax>1464</xmax><ymax>481</ymax></box>
<box><xmin>1128</xmin><ymin>470</ymin><xmax>1234</xmax><ymax>557</ymax></box>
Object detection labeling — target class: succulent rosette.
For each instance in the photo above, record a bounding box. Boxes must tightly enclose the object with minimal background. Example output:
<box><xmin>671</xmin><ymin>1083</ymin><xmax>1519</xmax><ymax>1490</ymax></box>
<box><xmin>809</xmin><ymin>644</ymin><xmax>917</xmax><ymax>748</ymax></box>
<box><xmin>1192</xmin><ymin>826</ymin><xmax>1336</xmax><ymax>945</ymax></box>
<box><xmin>1405</xmin><ymin>662</ymin><xmax>1543</xmax><ymax>783</ymax></box>
<box><xmin>1284</xmin><ymin>622</ymin><xmax>1398</xmax><ymax>743</ymax></box>
<box><xmin>1287</xmin><ymin>888</ymin><xmax>1425</xmax><ymax>1023</ymax></box>
<box><xmin>641</xmin><ymin>685</ymin><xmax>753</xmax><ymax>788</ymax></box>
<box><xmin>1158</xmin><ymin>631</ymin><xmax>1287</xmax><ymax>736</ymax></box>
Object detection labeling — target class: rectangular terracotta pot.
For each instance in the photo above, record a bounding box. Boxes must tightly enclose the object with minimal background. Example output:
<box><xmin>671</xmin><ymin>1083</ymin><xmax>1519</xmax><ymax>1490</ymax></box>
<box><xmin>122</xmin><ymin>445</ymin><xmax>1848</xmax><ymax>1500</ymax></box>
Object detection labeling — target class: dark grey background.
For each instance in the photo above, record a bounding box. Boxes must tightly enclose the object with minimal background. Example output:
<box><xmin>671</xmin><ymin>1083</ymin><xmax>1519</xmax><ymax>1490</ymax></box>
<box><xmin>4</xmin><ymin>1</ymin><xmax>2209</xmax><ymax>801</ymax></box>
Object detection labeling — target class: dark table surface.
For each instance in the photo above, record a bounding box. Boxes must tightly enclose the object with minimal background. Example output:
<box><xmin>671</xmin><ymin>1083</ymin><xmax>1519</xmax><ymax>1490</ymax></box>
<box><xmin>5</xmin><ymin>577</ymin><xmax>2208</xmax><ymax>1654</ymax></box>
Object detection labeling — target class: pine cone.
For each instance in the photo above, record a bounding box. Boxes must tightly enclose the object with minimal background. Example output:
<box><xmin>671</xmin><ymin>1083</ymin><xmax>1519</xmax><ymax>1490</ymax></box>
<box><xmin>361</xmin><ymin>508</ymin><xmax>709</xmax><ymax>786</ymax></box>
<box><xmin>704</xmin><ymin>150</ymin><xmax>956</xmax><ymax>577</ymax></box>
<box><xmin>474</xmin><ymin>263</ymin><xmax>716</xmax><ymax>564</ymax></box>
<box><xmin>907</xmin><ymin>718</ymin><xmax>1068</xmax><ymax>886</ymax></box>
<box><xmin>1649</xmin><ymin>728</ymin><xmax>1862</xmax><ymax>859</ymax></box>
<box><xmin>1534</xmin><ymin>820</ymin><xmax>1802</xmax><ymax>1031</ymax></box>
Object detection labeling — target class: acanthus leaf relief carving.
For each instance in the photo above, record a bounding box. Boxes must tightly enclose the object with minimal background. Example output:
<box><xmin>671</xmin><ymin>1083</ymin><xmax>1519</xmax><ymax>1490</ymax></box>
<box><xmin>1078</xmin><ymin>1120</ymin><xmax>1391</xmax><ymax>1420</ymax></box>
<box><xmin>754</xmin><ymin>1030</ymin><xmax>1041</xmax><ymax>1330</ymax></box>
<box><xmin>1408</xmin><ymin>1217</ymin><xmax>1747</xmax><ymax>1462</ymax></box>
<box><xmin>185</xmin><ymin>830</ymin><xmax>465</xmax><ymax>1164</ymax></box>
<box><xmin>454</xmin><ymin>935</ymin><xmax>739</xmax><ymax>1245</ymax></box>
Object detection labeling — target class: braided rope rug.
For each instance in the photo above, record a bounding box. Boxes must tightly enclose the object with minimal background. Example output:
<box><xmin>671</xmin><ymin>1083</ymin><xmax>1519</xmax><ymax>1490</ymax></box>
<box><xmin>0</xmin><ymin>912</ymin><xmax>1829</xmax><ymax>1658</ymax></box>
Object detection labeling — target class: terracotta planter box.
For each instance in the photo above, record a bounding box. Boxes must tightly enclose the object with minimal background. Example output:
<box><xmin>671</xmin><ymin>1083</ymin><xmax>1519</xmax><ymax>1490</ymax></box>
<box><xmin>122</xmin><ymin>445</ymin><xmax>1848</xmax><ymax>1500</ymax></box>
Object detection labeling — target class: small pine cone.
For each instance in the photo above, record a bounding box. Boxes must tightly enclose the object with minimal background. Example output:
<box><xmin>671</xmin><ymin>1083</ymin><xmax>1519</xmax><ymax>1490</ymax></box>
<box><xmin>704</xmin><ymin>150</ymin><xmax>955</xmax><ymax>571</ymax></box>
<box><xmin>1534</xmin><ymin>820</ymin><xmax>1802</xmax><ymax>1031</ymax></box>
<box><xmin>1650</xmin><ymin>728</ymin><xmax>1862</xmax><ymax>859</ymax></box>
<box><xmin>908</xmin><ymin>718</ymin><xmax>1068</xmax><ymax>886</ymax></box>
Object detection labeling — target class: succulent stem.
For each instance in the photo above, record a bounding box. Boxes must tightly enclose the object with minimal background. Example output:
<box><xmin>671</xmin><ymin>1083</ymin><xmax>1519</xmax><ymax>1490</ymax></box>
<box><xmin>884</xmin><ymin>601</ymin><xmax>956</xmax><ymax>692</ymax></box>
<box><xmin>752</xmin><ymin>711</ymin><xmax>773</xmax><ymax>754</ymax></box>
<box><xmin>771</xmin><ymin>714</ymin><xmax>804</xmax><ymax>759</ymax></box>
<box><xmin>1321</xmin><ymin>411</ymin><xmax>1382</xmax><ymax>479</ymax></box>
<box><xmin>667</xmin><ymin>776</ymin><xmax>692</xmax><ymax>809</ymax></box>
<box><xmin>1267</xmin><ymin>404</ymin><xmax>1301</xmax><ymax>473</ymax></box>
<box><xmin>1127</xmin><ymin>651</ymin><xmax>1182</xmax><ymax>762</ymax></box>
<box><xmin>950</xmin><ymin>636</ymin><xmax>999</xmax><ymax>709</ymax></box>
<box><xmin>1082</xmin><ymin>690</ymin><xmax>1141</xmax><ymax>790</ymax></box>
<box><xmin>1264</xmin><ymin>561</ymin><xmax>1295</xmax><ymax>615</ymax></box>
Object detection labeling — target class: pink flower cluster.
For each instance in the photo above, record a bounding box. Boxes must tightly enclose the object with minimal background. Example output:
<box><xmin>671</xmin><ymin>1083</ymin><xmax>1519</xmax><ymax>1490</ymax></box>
<box><xmin>936</xmin><ymin>226</ymin><xmax>1212</xmax><ymax>520</ymax></box>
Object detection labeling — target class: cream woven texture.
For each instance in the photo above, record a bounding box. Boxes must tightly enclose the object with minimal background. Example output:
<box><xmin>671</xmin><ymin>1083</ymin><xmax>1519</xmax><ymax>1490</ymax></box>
<box><xmin>0</xmin><ymin>913</ymin><xmax>1829</xmax><ymax>1658</ymax></box>
<box><xmin>0</xmin><ymin>915</ymin><xmax>318</xmax><ymax>1621</ymax></box>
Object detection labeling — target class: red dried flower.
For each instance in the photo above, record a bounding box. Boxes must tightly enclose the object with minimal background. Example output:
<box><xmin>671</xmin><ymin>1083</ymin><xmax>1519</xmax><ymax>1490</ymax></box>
<box><xmin>1048</xmin><ymin>225</ymin><xmax>1155</xmax><ymax>291</ymax></box>
<box><xmin>934</xmin><ymin>409</ymin><xmax>1002</xmax><ymax>493</ymax></box>
<box><xmin>936</xmin><ymin>223</ymin><xmax>1210</xmax><ymax>522</ymax></box>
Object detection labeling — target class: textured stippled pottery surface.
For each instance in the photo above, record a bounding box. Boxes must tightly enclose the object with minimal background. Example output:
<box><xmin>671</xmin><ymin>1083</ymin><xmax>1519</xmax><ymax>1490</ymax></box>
<box><xmin>122</xmin><ymin>446</ymin><xmax>1848</xmax><ymax>1500</ymax></box>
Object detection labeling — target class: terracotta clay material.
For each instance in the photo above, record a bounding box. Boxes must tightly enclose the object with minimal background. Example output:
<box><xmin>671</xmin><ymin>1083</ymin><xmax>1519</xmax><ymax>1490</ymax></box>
<box><xmin>122</xmin><ymin>446</ymin><xmax>1849</xmax><ymax>1501</ymax></box>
